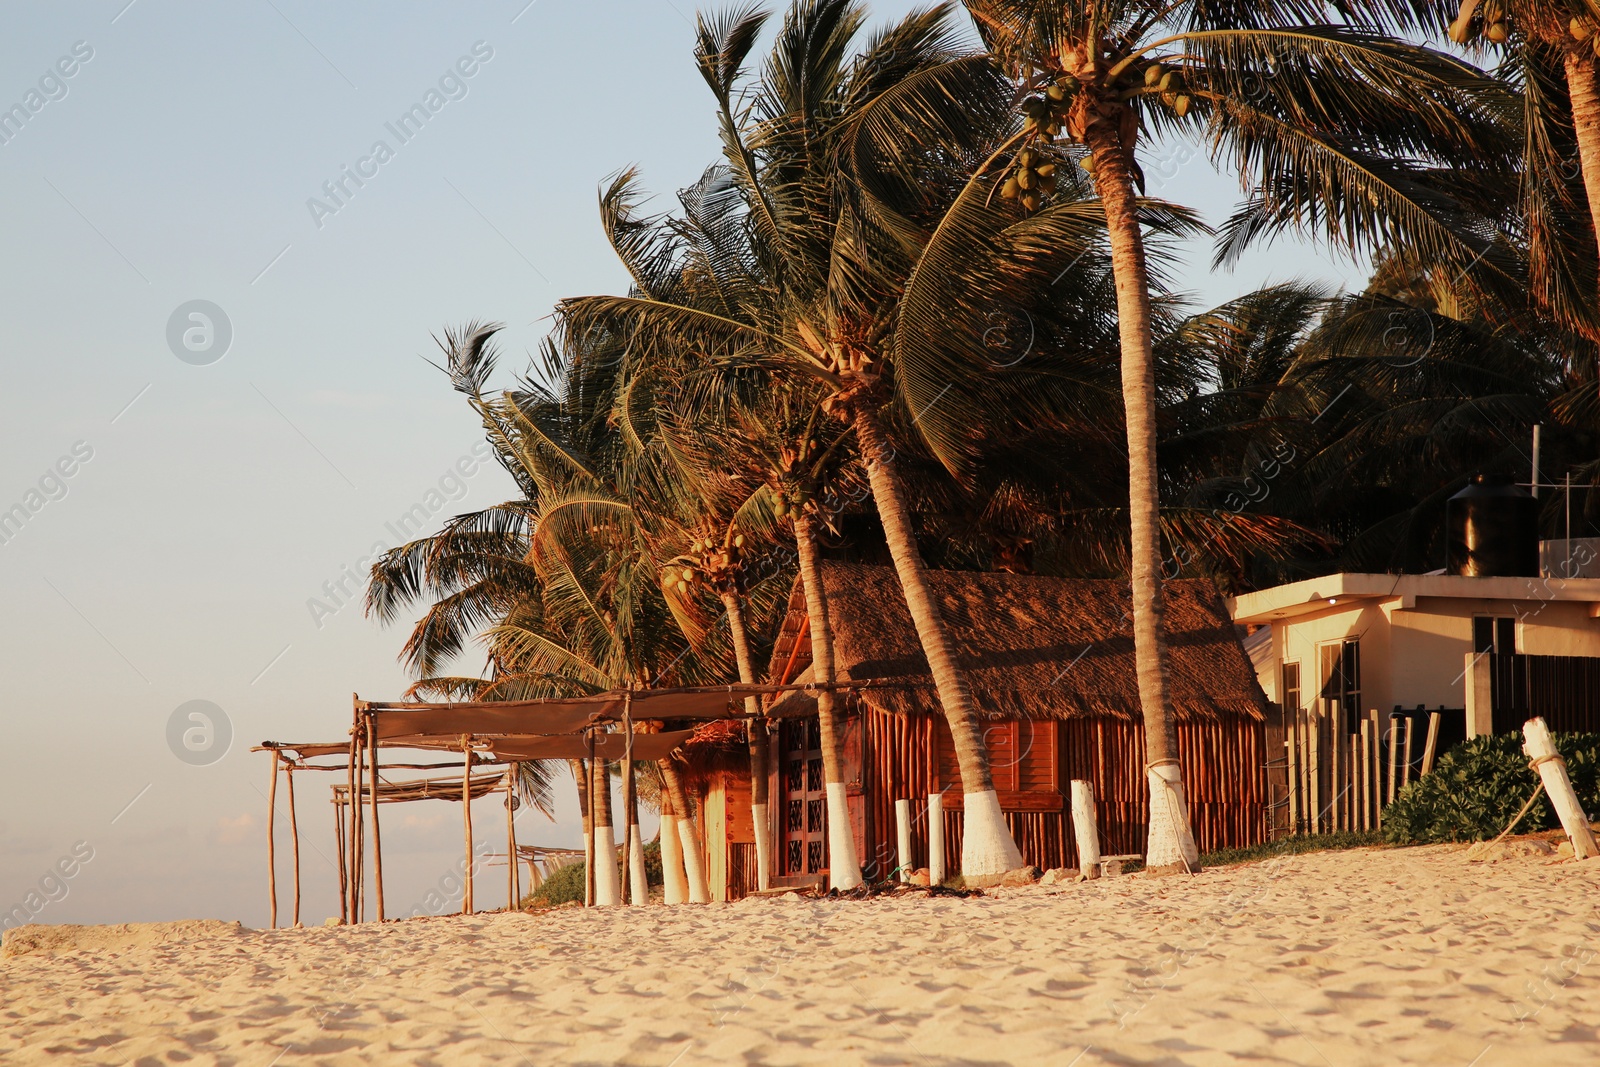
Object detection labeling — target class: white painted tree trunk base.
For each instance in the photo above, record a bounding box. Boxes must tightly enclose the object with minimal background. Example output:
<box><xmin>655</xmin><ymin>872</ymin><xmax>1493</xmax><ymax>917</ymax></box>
<box><xmin>659</xmin><ymin>814</ymin><xmax>689</xmax><ymax>905</ymax></box>
<box><xmin>628</xmin><ymin>824</ymin><xmax>649</xmax><ymax>904</ymax></box>
<box><xmin>1523</xmin><ymin>717</ymin><xmax>1600</xmax><ymax>860</ymax></box>
<box><xmin>1071</xmin><ymin>780</ymin><xmax>1101</xmax><ymax>879</ymax></box>
<box><xmin>895</xmin><ymin>798</ymin><xmax>913</xmax><ymax>883</ymax></box>
<box><xmin>751</xmin><ymin>803</ymin><xmax>772</xmax><ymax>891</ymax></box>
<box><xmin>1145</xmin><ymin>764</ymin><xmax>1200</xmax><ymax>871</ymax></box>
<box><xmin>677</xmin><ymin>818</ymin><xmax>711</xmax><ymax>903</ymax></box>
<box><xmin>961</xmin><ymin>789</ymin><xmax>1023</xmax><ymax>876</ymax></box>
<box><xmin>825</xmin><ymin>782</ymin><xmax>863</xmax><ymax>890</ymax></box>
<box><xmin>592</xmin><ymin>824</ymin><xmax>620</xmax><ymax>905</ymax></box>
<box><xmin>927</xmin><ymin>793</ymin><xmax>945</xmax><ymax>885</ymax></box>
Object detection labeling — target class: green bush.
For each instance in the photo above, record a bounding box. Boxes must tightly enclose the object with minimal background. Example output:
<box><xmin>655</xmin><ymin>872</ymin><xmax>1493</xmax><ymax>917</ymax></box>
<box><xmin>525</xmin><ymin>839</ymin><xmax>663</xmax><ymax>907</ymax></box>
<box><xmin>1382</xmin><ymin>731</ymin><xmax>1600</xmax><ymax>845</ymax></box>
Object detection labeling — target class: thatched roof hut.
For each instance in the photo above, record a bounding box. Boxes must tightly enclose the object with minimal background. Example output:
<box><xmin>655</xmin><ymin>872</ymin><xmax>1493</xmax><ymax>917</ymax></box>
<box><xmin>767</xmin><ymin>562</ymin><xmax>1267</xmax><ymax>723</ymax></box>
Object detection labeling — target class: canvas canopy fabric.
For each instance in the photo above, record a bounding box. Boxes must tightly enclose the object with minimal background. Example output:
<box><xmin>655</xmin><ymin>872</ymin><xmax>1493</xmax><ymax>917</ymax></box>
<box><xmin>487</xmin><ymin>728</ymin><xmax>697</xmax><ymax>763</ymax></box>
<box><xmin>332</xmin><ymin>772</ymin><xmax>508</xmax><ymax>804</ymax></box>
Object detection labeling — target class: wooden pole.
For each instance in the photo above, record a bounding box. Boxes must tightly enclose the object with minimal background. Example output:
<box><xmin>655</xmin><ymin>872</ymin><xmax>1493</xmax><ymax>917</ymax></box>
<box><xmin>927</xmin><ymin>793</ymin><xmax>945</xmax><ymax>886</ymax></box>
<box><xmin>1421</xmin><ymin>711</ymin><xmax>1441</xmax><ymax>776</ymax></box>
<box><xmin>505</xmin><ymin>766</ymin><xmax>517</xmax><ymax>911</ymax></box>
<box><xmin>1400</xmin><ymin>715</ymin><xmax>1414</xmax><ymax>791</ymax></box>
<box><xmin>1299</xmin><ymin>709</ymin><xmax>1312</xmax><ymax>832</ymax></box>
<box><xmin>1285</xmin><ymin>735</ymin><xmax>1300</xmax><ymax>835</ymax></box>
<box><xmin>1330</xmin><ymin>725</ymin><xmax>1342</xmax><ymax>833</ymax></box>
<box><xmin>462</xmin><ymin>736</ymin><xmax>474</xmax><ymax>915</ymax></box>
<box><xmin>267</xmin><ymin>751</ymin><xmax>279</xmax><ymax>930</ymax></box>
<box><xmin>1070</xmin><ymin>780</ymin><xmax>1100</xmax><ymax>877</ymax></box>
<box><xmin>334</xmin><ymin>796</ymin><xmax>348</xmax><ymax>925</ymax></box>
<box><xmin>1387</xmin><ymin>714</ymin><xmax>1402</xmax><ymax>806</ymax></box>
<box><xmin>355</xmin><ymin>728</ymin><xmax>366</xmax><ymax>923</ymax></box>
<box><xmin>1359</xmin><ymin>718</ymin><xmax>1372</xmax><ymax>832</ymax></box>
<box><xmin>620</xmin><ymin>692</ymin><xmax>635</xmax><ymax>905</ymax></box>
<box><xmin>1371</xmin><ymin>719</ymin><xmax>1383</xmax><ymax>831</ymax></box>
<box><xmin>345</xmin><ymin>731</ymin><xmax>358</xmax><ymax>922</ymax></box>
<box><xmin>286</xmin><ymin>764</ymin><xmax>301</xmax><ymax>927</ymax></box>
<box><xmin>1309</xmin><ymin>712</ymin><xmax>1321</xmax><ymax>833</ymax></box>
<box><xmin>1523</xmin><ymin>717</ymin><xmax>1600</xmax><ymax>859</ymax></box>
<box><xmin>1347</xmin><ymin>736</ymin><xmax>1358</xmax><ymax>833</ymax></box>
<box><xmin>367</xmin><ymin>714</ymin><xmax>385</xmax><ymax>923</ymax></box>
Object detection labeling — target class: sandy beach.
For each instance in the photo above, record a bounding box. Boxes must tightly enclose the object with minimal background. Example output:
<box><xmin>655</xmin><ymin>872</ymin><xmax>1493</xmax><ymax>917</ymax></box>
<box><xmin>4</xmin><ymin>844</ymin><xmax>1598</xmax><ymax>1066</ymax></box>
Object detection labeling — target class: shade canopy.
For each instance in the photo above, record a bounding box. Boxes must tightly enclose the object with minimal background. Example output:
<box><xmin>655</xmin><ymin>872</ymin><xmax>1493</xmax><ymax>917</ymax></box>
<box><xmin>487</xmin><ymin>728</ymin><xmax>697</xmax><ymax>763</ymax></box>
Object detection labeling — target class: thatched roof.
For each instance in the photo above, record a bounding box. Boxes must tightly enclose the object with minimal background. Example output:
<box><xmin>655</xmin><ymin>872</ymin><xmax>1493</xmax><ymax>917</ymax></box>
<box><xmin>766</xmin><ymin>562</ymin><xmax>1266</xmax><ymax>723</ymax></box>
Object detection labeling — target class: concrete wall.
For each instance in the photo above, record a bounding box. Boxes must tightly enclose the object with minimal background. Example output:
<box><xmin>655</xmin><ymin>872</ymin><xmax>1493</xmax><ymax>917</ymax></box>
<box><xmin>1253</xmin><ymin>594</ymin><xmax>1600</xmax><ymax>717</ymax></box>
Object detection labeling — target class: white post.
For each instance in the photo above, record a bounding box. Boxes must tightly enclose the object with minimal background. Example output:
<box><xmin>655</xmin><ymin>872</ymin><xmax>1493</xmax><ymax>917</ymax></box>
<box><xmin>926</xmin><ymin>793</ymin><xmax>945</xmax><ymax>886</ymax></box>
<box><xmin>1465</xmin><ymin>652</ymin><xmax>1494</xmax><ymax>738</ymax></box>
<box><xmin>894</xmin><ymin>799</ymin><xmax>913</xmax><ymax>883</ymax></box>
<box><xmin>1523</xmin><ymin>717</ymin><xmax>1600</xmax><ymax>860</ymax></box>
<box><xmin>1071</xmin><ymin>779</ymin><xmax>1101</xmax><ymax>878</ymax></box>
<box><xmin>591</xmin><ymin>823</ymin><xmax>620</xmax><ymax>906</ymax></box>
<box><xmin>628</xmin><ymin>823</ymin><xmax>648</xmax><ymax>905</ymax></box>
<box><xmin>659</xmin><ymin>814</ymin><xmax>689</xmax><ymax>905</ymax></box>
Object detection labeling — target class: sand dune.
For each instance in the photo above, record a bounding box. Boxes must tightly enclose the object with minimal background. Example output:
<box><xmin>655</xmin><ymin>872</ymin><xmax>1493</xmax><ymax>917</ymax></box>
<box><xmin>4</xmin><ymin>844</ymin><xmax>1598</xmax><ymax>1065</ymax></box>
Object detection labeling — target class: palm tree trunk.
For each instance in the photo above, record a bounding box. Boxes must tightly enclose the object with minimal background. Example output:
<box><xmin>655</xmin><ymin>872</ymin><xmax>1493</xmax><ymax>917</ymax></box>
<box><xmin>570</xmin><ymin>759</ymin><xmax>593</xmax><ymax>906</ymax></box>
<box><xmin>591</xmin><ymin>756</ymin><xmax>620</xmax><ymax>905</ymax></box>
<box><xmin>791</xmin><ymin>511</ymin><xmax>865</xmax><ymax>889</ymax></box>
<box><xmin>1085</xmin><ymin>118</ymin><xmax>1199</xmax><ymax>873</ymax></box>
<box><xmin>660</xmin><ymin>758</ymin><xmax>710</xmax><ymax>902</ymax></box>
<box><xmin>849</xmin><ymin>406</ymin><xmax>1023</xmax><ymax>877</ymax></box>
<box><xmin>722</xmin><ymin>590</ymin><xmax>773</xmax><ymax>891</ymax></box>
<box><xmin>657</xmin><ymin>778</ymin><xmax>690</xmax><ymax>904</ymax></box>
<box><xmin>1565</xmin><ymin>48</ymin><xmax>1600</xmax><ymax>342</ymax></box>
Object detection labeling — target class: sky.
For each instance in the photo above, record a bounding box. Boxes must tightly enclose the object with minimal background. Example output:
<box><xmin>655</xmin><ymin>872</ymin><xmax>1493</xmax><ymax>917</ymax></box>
<box><xmin>0</xmin><ymin>0</ymin><xmax>1366</xmax><ymax>929</ymax></box>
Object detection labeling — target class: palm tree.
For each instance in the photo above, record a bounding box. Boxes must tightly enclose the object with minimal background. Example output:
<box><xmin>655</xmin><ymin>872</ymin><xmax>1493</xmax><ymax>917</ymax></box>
<box><xmin>958</xmin><ymin>0</ymin><xmax>1515</xmax><ymax>870</ymax></box>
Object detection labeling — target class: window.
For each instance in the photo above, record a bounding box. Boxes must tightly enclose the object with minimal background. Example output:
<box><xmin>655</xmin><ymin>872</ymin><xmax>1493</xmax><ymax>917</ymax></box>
<box><xmin>1282</xmin><ymin>662</ymin><xmax>1302</xmax><ymax>713</ymax></box>
<box><xmin>1319</xmin><ymin>639</ymin><xmax>1361</xmax><ymax>735</ymax></box>
<box><xmin>934</xmin><ymin>718</ymin><xmax>1058</xmax><ymax>798</ymax></box>
<box><xmin>1473</xmin><ymin>616</ymin><xmax>1516</xmax><ymax>655</ymax></box>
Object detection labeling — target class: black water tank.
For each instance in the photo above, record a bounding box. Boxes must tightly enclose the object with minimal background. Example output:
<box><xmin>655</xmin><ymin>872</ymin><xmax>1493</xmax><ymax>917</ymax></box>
<box><xmin>1447</xmin><ymin>473</ymin><xmax>1538</xmax><ymax>577</ymax></box>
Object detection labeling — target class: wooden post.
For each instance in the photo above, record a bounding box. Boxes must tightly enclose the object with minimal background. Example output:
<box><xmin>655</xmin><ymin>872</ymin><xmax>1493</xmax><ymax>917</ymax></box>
<box><xmin>1299</xmin><ymin>709</ymin><xmax>1312</xmax><ymax>832</ymax></box>
<box><xmin>1285</xmin><ymin>737</ymin><xmax>1300</xmax><ymax>835</ymax></box>
<box><xmin>1330</xmin><ymin>726</ymin><xmax>1342</xmax><ymax>832</ymax></box>
<box><xmin>1371</xmin><ymin>719</ymin><xmax>1382</xmax><ymax>831</ymax></box>
<box><xmin>1523</xmin><ymin>717</ymin><xmax>1600</xmax><ymax>859</ymax></box>
<box><xmin>1071</xmin><ymin>780</ymin><xmax>1100</xmax><ymax>877</ymax></box>
<box><xmin>1387</xmin><ymin>714</ymin><xmax>1402</xmax><ymax>806</ymax></box>
<box><xmin>1308</xmin><ymin>712</ymin><xmax>1321</xmax><ymax>833</ymax></box>
<box><xmin>1421</xmin><ymin>711</ymin><xmax>1442</xmax><ymax>776</ymax></box>
<box><xmin>1359</xmin><ymin>718</ymin><xmax>1372</xmax><ymax>832</ymax></box>
<box><xmin>1400</xmin><ymin>715</ymin><xmax>1414</xmax><ymax>790</ymax></box>
<box><xmin>620</xmin><ymin>692</ymin><xmax>635</xmax><ymax>905</ymax></box>
<box><xmin>367</xmin><ymin>714</ymin><xmax>385</xmax><ymax>923</ymax></box>
<box><xmin>1347</xmin><ymin>736</ymin><xmax>1358</xmax><ymax>832</ymax></box>
<box><xmin>927</xmin><ymin>793</ymin><xmax>945</xmax><ymax>885</ymax></box>
<box><xmin>286</xmin><ymin>764</ymin><xmax>301</xmax><ymax>927</ymax></box>
<box><xmin>334</xmin><ymin>796</ymin><xmax>348</xmax><ymax>925</ymax></box>
<box><xmin>267</xmin><ymin>750</ymin><xmax>279</xmax><ymax>930</ymax></box>
<box><xmin>894</xmin><ymin>799</ymin><xmax>912</xmax><ymax>882</ymax></box>
<box><xmin>345</xmin><ymin>730</ymin><xmax>359</xmax><ymax>922</ymax></box>
<box><xmin>1465</xmin><ymin>652</ymin><xmax>1494</xmax><ymax>738</ymax></box>
<box><xmin>505</xmin><ymin>766</ymin><xmax>517</xmax><ymax>911</ymax></box>
<box><xmin>462</xmin><ymin>736</ymin><xmax>475</xmax><ymax>915</ymax></box>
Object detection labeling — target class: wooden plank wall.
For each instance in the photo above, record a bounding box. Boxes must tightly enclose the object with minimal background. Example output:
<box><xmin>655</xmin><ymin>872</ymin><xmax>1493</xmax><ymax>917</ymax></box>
<box><xmin>860</xmin><ymin>710</ymin><xmax>1265</xmax><ymax>876</ymax></box>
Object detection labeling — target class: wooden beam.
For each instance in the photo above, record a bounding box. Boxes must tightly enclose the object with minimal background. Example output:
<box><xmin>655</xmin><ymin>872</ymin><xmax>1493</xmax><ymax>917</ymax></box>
<box><xmin>462</xmin><ymin>735</ymin><xmax>474</xmax><ymax>916</ymax></box>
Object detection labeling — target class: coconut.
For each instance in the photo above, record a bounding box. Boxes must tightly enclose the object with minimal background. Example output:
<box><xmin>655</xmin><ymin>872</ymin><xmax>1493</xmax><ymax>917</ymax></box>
<box><xmin>1046</xmin><ymin>84</ymin><xmax>1066</xmax><ymax>102</ymax></box>
<box><xmin>1001</xmin><ymin>176</ymin><xmax>1019</xmax><ymax>199</ymax></box>
<box><xmin>1144</xmin><ymin>64</ymin><xmax>1163</xmax><ymax>87</ymax></box>
<box><xmin>1017</xmin><ymin>169</ymin><xmax>1034</xmax><ymax>190</ymax></box>
<box><xmin>1486</xmin><ymin>20</ymin><xmax>1508</xmax><ymax>41</ymax></box>
<box><xmin>1174</xmin><ymin>95</ymin><xmax>1191</xmax><ymax>117</ymax></box>
<box><xmin>1573</xmin><ymin>17</ymin><xmax>1592</xmax><ymax>40</ymax></box>
<box><xmin>1021</xmin><ymin>192</ymin><xmax>1040</xmax><ymax>212</ymax></box>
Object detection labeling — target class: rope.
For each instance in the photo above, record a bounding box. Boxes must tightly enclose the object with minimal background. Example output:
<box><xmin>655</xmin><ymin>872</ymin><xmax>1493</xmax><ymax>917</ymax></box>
<box><xmin>1482</xmin><ymin>755</ymin><xmax>1564</xmax><ymax>847</ymax></box>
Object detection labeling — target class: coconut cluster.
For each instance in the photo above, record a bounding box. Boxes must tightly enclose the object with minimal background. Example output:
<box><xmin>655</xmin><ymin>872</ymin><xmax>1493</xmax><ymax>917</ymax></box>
<box><xmin>1572</xmin><ymin>14</ymin><xmax>1600</xmax><ymax>52</ymax></box>
<box><xmin>671</xmin><ymin>531</ymin><xmax>748</xmax><ymax>595</ymax></box>
<box><xmin>1000</xmin><ymin>147</ymin><xmax>1057</xmax><ymax>212</ymax></box>
<box><xmin>1447</xmin><ymin>0</ymin><xmax>1510</xmax><ymax>44</ymax></box>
